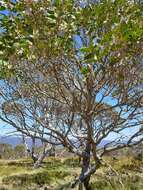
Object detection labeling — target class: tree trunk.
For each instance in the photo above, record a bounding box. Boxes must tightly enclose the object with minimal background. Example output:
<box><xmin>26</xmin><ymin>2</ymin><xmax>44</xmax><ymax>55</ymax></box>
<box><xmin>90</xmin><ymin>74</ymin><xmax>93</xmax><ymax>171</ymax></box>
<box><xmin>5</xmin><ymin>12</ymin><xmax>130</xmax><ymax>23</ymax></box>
<box><xmin>31</xmin><ymin>152</ymin><xmax>38</xmax><ymax>163</ymax></box>
<box><xmin>71</xmin><ymin>142</ymin><xmax>102</xmax><ymax>189</ymax></box>
<box><xmin>22</xmin><ymin>135</ymin><xmax>29</xmax><ymax>158</ymax></box>
<box><xmin>33</xmin><ymin>145</ymin><xmax>52</xmax><ymax>168</ymax></box>
<box><xmin>79</xmin><ymin>142</ymin><xmax>91</xmax><ymax>190</ymax></box>
<box><xmin>33</xmin><ymin>153</ymin><xmax>45</xmax><ymax>168</ymax></box>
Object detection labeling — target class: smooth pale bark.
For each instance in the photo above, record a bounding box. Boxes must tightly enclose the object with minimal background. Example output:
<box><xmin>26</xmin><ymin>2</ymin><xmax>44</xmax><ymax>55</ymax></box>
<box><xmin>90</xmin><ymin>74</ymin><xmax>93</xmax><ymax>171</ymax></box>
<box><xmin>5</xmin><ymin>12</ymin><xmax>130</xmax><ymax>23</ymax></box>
<box><xmin>22</xmin><ymin>135</ymin><xmax>29</xmax><ymax>158</ymax></box>
<box><xmin>23</xmin><ymin>137</ymin><xmax>53</xmax><ymax>168</ymax></box>
<box><xmin>34</xmin><ymin>146</ymin><xmax>55</xmax><ymax>168</ymax></box>
<box><xmin>33</xmin><ymin>146</ymin><xmax>53</xmax><ymax>168</ymax></box>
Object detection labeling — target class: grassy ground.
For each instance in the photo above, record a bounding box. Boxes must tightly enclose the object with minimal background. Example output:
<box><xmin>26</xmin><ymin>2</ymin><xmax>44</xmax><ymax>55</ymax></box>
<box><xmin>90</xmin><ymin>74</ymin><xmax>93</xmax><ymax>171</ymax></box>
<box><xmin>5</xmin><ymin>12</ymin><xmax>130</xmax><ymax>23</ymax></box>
<box><xmin>0</xmin><ymin>156</ymin><xmax>143</xmax><ymax>190</ymax></box>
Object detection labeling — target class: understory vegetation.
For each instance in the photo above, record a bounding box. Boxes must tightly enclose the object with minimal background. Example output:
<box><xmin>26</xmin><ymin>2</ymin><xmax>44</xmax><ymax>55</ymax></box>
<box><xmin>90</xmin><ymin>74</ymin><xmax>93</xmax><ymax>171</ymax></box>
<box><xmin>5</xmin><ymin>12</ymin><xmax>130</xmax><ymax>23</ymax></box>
<box><xmin>0</xmin><ymin>156</ymin><xmax>143</xmax><ymax>190</ymax></box>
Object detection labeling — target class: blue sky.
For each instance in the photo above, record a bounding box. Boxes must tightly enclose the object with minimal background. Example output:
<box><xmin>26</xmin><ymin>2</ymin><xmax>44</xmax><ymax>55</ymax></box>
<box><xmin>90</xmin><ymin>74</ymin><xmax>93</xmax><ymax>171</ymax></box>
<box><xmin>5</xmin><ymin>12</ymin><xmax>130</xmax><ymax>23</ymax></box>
<box><xmin>0</xmin><ymin>122</ymin><xmax>15</xmax><ymax>136</ymax></box>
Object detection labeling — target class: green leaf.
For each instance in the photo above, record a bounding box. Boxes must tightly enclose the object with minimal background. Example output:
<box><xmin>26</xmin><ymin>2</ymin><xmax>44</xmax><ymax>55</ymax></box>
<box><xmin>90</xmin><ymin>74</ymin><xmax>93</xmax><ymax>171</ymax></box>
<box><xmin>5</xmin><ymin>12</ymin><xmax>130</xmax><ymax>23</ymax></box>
<box><xmin>84</xmin><ymin>53</ymin><xmax>94</xmax><ymax>60</ymax></box>
<box><xmin>0</xmin><ymin>60</ymin><xmax>8</xmax><ymax>66</ymax></box>
<box><xmin>80</xmin><ymin>47</ymin><xmax>91</xmax><ymax>53</ymax></box>
<box><xmin>80</xmin><ymin>67</ymin><xmax>90</xmax><ymax>75</ymax></box>
<box><xmin>0</xmin><ymin>6</ymin><xmax>6</xmax><ymax>11</ymax></box>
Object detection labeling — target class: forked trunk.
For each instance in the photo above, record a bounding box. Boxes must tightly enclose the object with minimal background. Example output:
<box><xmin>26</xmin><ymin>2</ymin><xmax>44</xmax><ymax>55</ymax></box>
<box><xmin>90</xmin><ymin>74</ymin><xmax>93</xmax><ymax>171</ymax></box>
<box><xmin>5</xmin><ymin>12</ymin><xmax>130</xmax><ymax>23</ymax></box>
<box><xmin>33</xmin><ymin>145</ymin><xmax>53</xmax><ymax>168</ymax></box>
<box><xmin>71</xmin><ymin>143</ymin><xmax>91</xmax><ymax>189</ymax></box>
<box><xmin>71</xmin><ymin>144</ymin><xmax>101</xmax><ymax>190</ymax></box>
<box><xmin>33</xmin><ymin>153</ymin><xmax>45</xmax><ymax>168</ymax></box>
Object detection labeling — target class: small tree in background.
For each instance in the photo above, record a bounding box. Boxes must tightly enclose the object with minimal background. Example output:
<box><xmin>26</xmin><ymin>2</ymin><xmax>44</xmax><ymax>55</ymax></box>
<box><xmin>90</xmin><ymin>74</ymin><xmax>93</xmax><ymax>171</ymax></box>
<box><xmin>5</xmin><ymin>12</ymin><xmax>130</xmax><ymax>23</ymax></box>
<box><xmin>14</xmin><ymin>144</ymin><xmax>26</xmax><ymax>159</ymax></box>
<box><xmin>0</xmin><ymin>143</ymin><xmax>14</xmax><ymax>159</ymax></box>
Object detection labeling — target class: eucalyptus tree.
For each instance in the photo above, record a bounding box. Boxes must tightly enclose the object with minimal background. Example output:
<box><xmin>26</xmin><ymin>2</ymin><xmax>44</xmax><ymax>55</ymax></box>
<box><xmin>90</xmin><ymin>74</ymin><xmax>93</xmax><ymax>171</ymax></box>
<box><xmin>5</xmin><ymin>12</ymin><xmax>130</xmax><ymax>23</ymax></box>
<box><xmin>0</xmin><ymin>79</ymin><xmax>56</xmax><ymax>167</ymax></box>
<box><xmin>0</xmin><ymin>0</ymin><xmax>143</xmax><ymax>189</ymax></box>
<box><xmin>22</xmin><ymin>133</ymin><xmax>54</xmax><ymax>168</ymax></box>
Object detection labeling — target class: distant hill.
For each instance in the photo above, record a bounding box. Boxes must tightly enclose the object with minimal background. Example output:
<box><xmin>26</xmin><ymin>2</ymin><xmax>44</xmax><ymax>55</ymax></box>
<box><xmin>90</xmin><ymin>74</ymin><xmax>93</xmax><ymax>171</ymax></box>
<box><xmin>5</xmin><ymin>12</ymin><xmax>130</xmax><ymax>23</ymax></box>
<box><xmin>0</xmin><ymin>135</ymin><xmax>110</xmax><ymax>148</ymax></box>
<box><xmin>0</xmin><ymin>136</ymin><xmax>21</xmax><ymax>147</ymax></box>
<box><xmin>0</xmin><ymin>135</ymin><xmax>41</xmax><ymax>147</ymax></box>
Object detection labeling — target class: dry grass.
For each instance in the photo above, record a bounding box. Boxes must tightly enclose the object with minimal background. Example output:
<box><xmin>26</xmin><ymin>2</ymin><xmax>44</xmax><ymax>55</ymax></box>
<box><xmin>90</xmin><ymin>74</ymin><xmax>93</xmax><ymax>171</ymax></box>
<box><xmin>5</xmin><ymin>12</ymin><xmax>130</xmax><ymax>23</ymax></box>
<box><xmin>0</xmin><ymin>156</ymin><xmax>142</xmax><ymax>190</ymax></box>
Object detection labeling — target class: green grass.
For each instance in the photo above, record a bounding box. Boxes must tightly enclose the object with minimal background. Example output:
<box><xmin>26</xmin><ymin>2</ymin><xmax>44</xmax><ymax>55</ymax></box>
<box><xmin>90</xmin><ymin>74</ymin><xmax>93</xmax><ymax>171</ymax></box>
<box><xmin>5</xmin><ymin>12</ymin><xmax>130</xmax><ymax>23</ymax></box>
<box><xmin>0</xmin><ymin>156</ymin><xmax>142</xmax><ymax>190</ymax></box>
<box><xmin>0</xmin><ymin>157</ymin><xmax>79</xmax><ymax>190</ymax></box>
